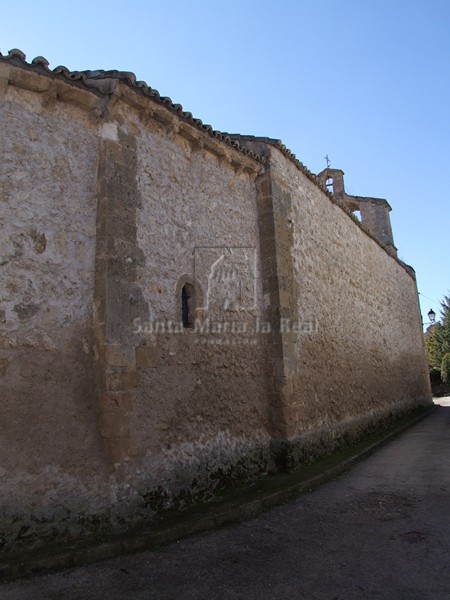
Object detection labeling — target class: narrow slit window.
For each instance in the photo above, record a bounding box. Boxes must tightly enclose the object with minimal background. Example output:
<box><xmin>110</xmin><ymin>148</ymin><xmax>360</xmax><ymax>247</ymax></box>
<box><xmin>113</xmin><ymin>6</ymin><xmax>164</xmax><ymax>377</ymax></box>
<box><xmin>182</xmin><ymin>283</ymin><xmax>195</xmax><ymax>328</ymax></box>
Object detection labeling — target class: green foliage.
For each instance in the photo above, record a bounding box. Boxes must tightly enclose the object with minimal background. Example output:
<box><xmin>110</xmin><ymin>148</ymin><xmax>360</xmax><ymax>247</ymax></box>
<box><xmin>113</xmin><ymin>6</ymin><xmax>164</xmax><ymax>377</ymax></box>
<box><xmin>425</xmin><ymin>326</ymin><xmax>443</xmax><ymax>369</ymax></box>
<box><xmin>440</xmin><ymin>295</ymin><xmax>450</xmax><ymax>354</ymax></box>
<box><xmin>425</xmin><ymin>294</ymin><xmax>450</xmax><ymax>380</ymax></box>
<box><xmin>441</xmin><ymin>353</ymin><xmax>450</xmax><ymax>384</ymax></box>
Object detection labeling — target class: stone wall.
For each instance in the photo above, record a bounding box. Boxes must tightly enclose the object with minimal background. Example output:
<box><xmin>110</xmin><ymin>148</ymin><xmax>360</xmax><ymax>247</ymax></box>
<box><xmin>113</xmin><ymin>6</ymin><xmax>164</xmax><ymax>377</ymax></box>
<box><xmin>0</xmin><ymin>81</ymin><xmax>111</xmax><ymax>552</ymax></box>
<box><xmin>91</xmin><ymin>97</ymin><xmax>272</xmax><ymax>504</ymax></box>
<box><xmin>253</xmin><ymin>144</ymin><xmax>431</xmax><ymax>466</ymax></box>
<box><xmin>0</xmin><ymin>51</ymin><xmax>432</xmax><ymax>557</ymax></box>
<box><xmin>0</xmin><ymin>59</ymin><xmax>273</xmax><ymax>555</ymax></box>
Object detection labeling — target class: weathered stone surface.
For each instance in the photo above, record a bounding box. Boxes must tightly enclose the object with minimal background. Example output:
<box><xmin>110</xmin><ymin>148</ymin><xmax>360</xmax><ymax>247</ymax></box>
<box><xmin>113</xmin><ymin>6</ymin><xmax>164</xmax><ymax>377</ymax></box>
<box><xmin>0</xmin><ymin>52</ymin><xmax>432</xmax><ymax>558</ymax></box>
<box><xmin>267</xmin><ymin>145</ymin><xmax>430</xmax><ymax>447</ymax></box>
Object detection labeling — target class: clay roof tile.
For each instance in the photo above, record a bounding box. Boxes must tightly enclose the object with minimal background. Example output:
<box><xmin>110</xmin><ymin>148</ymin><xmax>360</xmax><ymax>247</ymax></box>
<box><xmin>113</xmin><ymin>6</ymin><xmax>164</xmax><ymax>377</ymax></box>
<box><xmin>0</xmin><ymin>48</ymin><xmax>265</xmax><ymax>163</ymax></box>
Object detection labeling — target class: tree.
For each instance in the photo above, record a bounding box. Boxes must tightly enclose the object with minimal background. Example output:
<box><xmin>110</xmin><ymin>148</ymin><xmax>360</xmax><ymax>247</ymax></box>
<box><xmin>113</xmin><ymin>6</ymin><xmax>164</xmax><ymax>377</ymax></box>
<box><xmin>425</xmin><ymin>326</ymin><xmax>443</xmax><ymax>370</ymax></box>
<box><xmin>441</xmin><ymin>353</ymin><xmax>450</xmax><ymax>383</ymax></box>
<box><xmin>425</xmin><ymin>294</ymin><xmax>450</xmax><ymax>380</ymax></box>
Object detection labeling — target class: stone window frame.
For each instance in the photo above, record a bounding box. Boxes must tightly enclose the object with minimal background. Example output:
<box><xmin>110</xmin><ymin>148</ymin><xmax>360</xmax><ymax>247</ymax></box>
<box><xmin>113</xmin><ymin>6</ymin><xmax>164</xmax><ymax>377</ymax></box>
<box><xmin>175</xmin><ymin>275</ymin><xmax>204</xmax><ymax>329</ymax></box>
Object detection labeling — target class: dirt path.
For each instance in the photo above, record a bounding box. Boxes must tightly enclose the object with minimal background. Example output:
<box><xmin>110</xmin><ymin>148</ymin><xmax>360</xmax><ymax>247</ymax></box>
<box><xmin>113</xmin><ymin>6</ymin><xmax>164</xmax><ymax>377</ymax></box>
<box><xmin>3</xmin><ymin>399</ymin><xmax>450</xmax><ymax>600</ymax></box>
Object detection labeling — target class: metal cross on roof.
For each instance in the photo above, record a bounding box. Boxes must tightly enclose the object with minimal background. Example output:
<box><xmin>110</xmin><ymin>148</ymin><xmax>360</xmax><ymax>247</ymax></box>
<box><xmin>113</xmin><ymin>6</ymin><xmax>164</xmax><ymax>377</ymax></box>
<box><xmin>324</xmin><ymin>154</ymin><xmax>331</xmax><ymax>168</ymax></box>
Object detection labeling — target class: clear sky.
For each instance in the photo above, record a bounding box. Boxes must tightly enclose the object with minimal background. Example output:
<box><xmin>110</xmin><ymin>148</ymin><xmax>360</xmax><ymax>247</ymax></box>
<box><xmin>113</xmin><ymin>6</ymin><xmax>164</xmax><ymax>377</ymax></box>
<box><xmin>1</xmin><ymin>0</ymin><xmax>449</xmax><ymax>325</ymax></box>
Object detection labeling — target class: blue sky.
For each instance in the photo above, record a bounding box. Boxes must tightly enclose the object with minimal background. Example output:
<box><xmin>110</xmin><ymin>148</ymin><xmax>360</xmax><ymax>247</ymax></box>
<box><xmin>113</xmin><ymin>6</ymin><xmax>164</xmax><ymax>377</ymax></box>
<box><xmin>1</xmin><ymin>0</ymin><xmax>449</xmax><ymax>324</ymax></box>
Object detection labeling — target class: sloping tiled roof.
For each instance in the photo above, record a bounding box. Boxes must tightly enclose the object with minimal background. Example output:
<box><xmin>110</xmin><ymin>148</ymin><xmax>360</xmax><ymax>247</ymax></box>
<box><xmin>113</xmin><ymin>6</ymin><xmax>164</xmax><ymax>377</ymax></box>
<box><xmin>224</xmin><ymin>134</ymin><xmax>332</xmax><ymax>197</ymax></box>
<box><xmin>0</xmin><ymin>48</ymin><xmax>263</xmax><ymax>164</ymax></box>
<box><xmin>0</xmin><ymin>48</ymin><xmax>335</xmax><ymax>191</ymax></box>
<box><xmin>0</xmin><ymin>48</ymin><xmax>414</xmax><ymax>276</ymax></box>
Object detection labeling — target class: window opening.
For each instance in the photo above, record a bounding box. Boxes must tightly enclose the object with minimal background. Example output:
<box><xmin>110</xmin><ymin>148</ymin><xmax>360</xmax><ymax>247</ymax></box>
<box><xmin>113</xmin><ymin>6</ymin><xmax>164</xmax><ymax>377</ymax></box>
<box><xmin>182</xmin><ymin>283</ymin><xmax>195</xmax><ymax>328</ymax></box>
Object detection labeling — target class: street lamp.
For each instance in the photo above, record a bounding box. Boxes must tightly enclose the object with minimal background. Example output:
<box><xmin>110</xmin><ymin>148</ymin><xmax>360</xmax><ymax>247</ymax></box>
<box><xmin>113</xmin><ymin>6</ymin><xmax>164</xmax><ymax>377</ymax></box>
<box><xmin>427</xmin><ymin>309</ymin><xmax>436</xmax><ymax>324</ymax></box>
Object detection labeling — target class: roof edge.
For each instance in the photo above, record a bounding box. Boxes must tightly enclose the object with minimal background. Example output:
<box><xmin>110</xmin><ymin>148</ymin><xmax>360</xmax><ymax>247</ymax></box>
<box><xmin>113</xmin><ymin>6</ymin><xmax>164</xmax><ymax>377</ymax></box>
<box><xmin>0</xmin><ymin>48</ymin><xmax>264</xmax><ymax>165</ymax></box>
<box><xmin>225</xmin><ymin>135</ymin><xmax>415</xmax><ymax>280</ymax></box>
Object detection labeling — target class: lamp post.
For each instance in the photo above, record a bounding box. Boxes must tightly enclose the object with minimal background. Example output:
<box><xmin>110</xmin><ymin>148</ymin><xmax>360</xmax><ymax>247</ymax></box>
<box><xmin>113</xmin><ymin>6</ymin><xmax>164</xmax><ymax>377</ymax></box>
<box><xmin>427</xmin><ymin>309</ymin><xmax>436</xmax><ymax>324</ymax></box>
<box><xmin>423</xmin><ymin>308</ymin><xmax>436</xmax><ymax>329</ymax></box>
